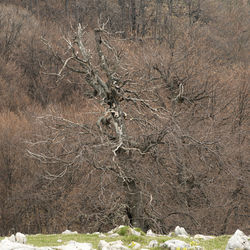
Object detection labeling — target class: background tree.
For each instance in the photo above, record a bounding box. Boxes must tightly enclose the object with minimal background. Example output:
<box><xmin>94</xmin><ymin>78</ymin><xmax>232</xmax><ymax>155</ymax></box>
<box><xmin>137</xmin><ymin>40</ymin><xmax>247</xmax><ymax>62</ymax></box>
<box><xmin>0</xmin><ymin>0</ymin><xmax>249</xmax><ymax>236</ymax></box>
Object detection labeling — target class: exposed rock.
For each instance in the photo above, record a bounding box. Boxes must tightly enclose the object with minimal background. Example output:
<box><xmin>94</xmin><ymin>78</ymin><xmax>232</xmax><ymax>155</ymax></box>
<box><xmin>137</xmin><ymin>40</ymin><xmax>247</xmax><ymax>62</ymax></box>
<box><xmin>15</xmin><ymin>232</ymin><xmax>27</xmax><ymax>244</ymax></box>
<box><xmin>146</xmin><ymin>229</ymin><xmax>157</xmax><ymax>237</ymax></box>
<box><xmin>108</xmin><ymin>225</ymin><xmax>126</xmax><ymax>234</ymax></box>
<box><xmin>148</xmin><ymin>240</ymin><xmax>158</xmax><ymax>248</ymax></box>
<box><xmin>99</xmin><ymin>233</ymin><xmax>106</xmax><ymax>237</ymax></box>
<box><xmin>194</xmin><ymin>234</ymin><xmax>215</xmax><ymax>240</ymax></box>
<box><xmin>62</xmin><ymin>229</ymin><xmax>78</xmax><ymax>235</ymax></box>
<box><xmin>8</xmin><ymin>234</ymin><xmax>16</xmax><ymax>242</ymax></box>
<box><xmin>129</xmin><ymin>241</ymin><xmax>141</xmax><ymax>249</ymax></box>
<box><xmin>226</xmin><ymin>229</ymin><xmax>250</xmax><ymax>250</ymax></box>
<box><xmin>98</xmin><ymin>240</ymin><xmax>129</xmax><ymax>250</ymax></box>
<box><xmin>0</xmin><ymin>238</ymin><xmax>52</xmax><ymax>250</ymax></box>
<box><xmin>98</xmin><ymin>240</ymin><xmax>110</xmax><ymax>250</ymax></box>
<box><xmin>59</xmin><ymin>241</ymin><xmax>93</xmax><ymax>250</ymax></box>
<box><xmin>174</xmin><ymin>226</ymin><xmax>189</xmax><ymax>238</ymax></box>
<box><xmin>130</xmin><ymin>228</ymin><xmax>141</xmax><ymax>236</ymax></box>
<box><xmin>7</xmin><ymin>232</ymin><xmax>27</xmax><ymax>244</ymax></box>
<box><xmin>160</xmin><ymin>239</ymin><xmax>190</xmax><ymax>249</ymax></box>
<box><xmin>110</xmin><ymin>233</ymin><xmax>120</xmax><ymax>238</ymax></box>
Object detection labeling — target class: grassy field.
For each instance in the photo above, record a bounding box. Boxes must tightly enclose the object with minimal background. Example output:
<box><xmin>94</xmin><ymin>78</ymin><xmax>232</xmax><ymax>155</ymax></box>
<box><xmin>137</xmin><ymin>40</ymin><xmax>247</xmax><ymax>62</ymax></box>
<box><xmin>23</xmin><ymin>231</ymin><xmax>230</xmax><ymax>249</ymax></box>
<box><xmin>0</xmin><ymin>226</ymin><xmax>231</xmax><ymax>249</ymax></box>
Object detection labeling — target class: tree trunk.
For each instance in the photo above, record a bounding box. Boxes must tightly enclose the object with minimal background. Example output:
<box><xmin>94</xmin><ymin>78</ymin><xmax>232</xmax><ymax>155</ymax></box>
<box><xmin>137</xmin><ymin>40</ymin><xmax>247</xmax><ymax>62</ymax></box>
<box><xmin>125</xmin><ymin>179</ymin><xmax>144</xmax><ymax>229</ymax></box>
<box><xmin>130</xmin><ymin>0</ymin><xmax>137</xmax><ymax>36</ymax></box>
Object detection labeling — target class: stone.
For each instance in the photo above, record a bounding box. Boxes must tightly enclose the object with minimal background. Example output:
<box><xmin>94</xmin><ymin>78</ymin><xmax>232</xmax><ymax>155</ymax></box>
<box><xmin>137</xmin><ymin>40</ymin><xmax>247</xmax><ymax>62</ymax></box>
<box><xmin>99</xmin><ymin>233</ymin><xmax>106</xmax><ymax>237</ymax></box>
<box><xmin>129</xmin><ymin>241</ymin><xmax>141</xmax><ymax>249</ymax></box>
<box><xmin>98</xmin><ymin>240</ymin><xmax>129</xmax><ymax>250</ymax></box>
<box><xmin>8</xmin><ymin>234</ymin><xmax>16</xmax><ymax>242</ymax></box>
<box><xmin>110</xmin><ymin>233</ymin><xmax>120</xmax><ymax>237</ymax></box>
<box><xmin>59</xmin><ymin>241</ymin><xmax>92</xmax><ymax>250</ymax></box>
<box><xmin>62</xmin><ymin>229</ymin><xmax>78</xmax><ymax>234</ymax></box>
<box><xmin>98</xmin><ymin>240</ymin><xmax>110</xmax><ymax>250</ymax></box>
<box><xmin>226</xmin><ymin>229</ymin><xmax>250</xmax><ymax>250</ymax></box>
<box><xmin>148</xmin><ymin>240</ymin><xmax>158</xmax><ymax>248</ymax></box>
<box><xmin>108</xmin><ymin>225</ymin><xmax>125</xmax><ymax>234</ymax></box>
<box><xmin>15</xmin><ymin>232</ymin><xmax>27</xmax><ymax>244</ymax></box>
<box><xmin>0</xmin><ymin>237</ymin><xmax>53</xmax><ymax>250</ymax></box>
<box><xmin>194</xmin><ymin>234</ymin><xmax>215</xmax><ymax>240</ymax></box>
<box><xmin>160</xmin><ymin>239</ymin><xmax>190</xmax><ymax>249</ymax></box>
<box><xmin>146</xmin><ymin>229</ymin><xmax>157</xmax><ymax>237</ymax></box>
<box><xmin>130</xmin><ymin>228</ymin><xmax>141</xmax><ymax>236</ymax></box>
<box><xmin>174</xmin><ymin>226</ymin><xmax>189</xmax><ymax>237</ymax></box>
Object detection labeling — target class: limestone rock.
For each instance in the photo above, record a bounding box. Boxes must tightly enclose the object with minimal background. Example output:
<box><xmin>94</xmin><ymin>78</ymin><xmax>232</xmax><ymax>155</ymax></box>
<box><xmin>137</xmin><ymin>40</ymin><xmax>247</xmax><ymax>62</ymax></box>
<box><xmin>59</xmin><ymin>241</ymin><xmax>92</xmax><ymax>250</ymax></box>
<box><xmin>108</xmin><ymin>225</ymin><xmax>126</xmax><ymax>234</ymax></box>
<box><xmin>226</xmin><ymin>229</ymin><xmax>250</xmax><ymax>250</ymax></box>
<box><xmin>0</xmin><ymin>237</ymin><xmax>52</xmax><ymax>250</ymax></box>
<box><xmin>194</xmin><ymin>234</ymin><xmax>215</xmax><ymax>240</ymax></box>
<box><xmin>160</xmin><ymin>239</ymin><xmax>190</xmax><ymax>249</ymax></box>
<box><xmin>146</xmin><ymin>229</ymin><xmax>157</xmax><ymax>237</ymax></box>
<box><xmin>99</xmin><ymin>233</ymin><xmax>106</xmax><ymax>237</ymax></box>
<box><xmin>129</xmin><ymin>241</ymin><xmax>141</xmax><ymax>249</ymax></box>
<box><xmin>130</xmin><ymin>228</ymin><xmax>141</xmax><ymax>236</ymax></box>
<box><xmin>15</xmin><ymin>232</ymin><xmax>27</xmax><ymax>244</ymax></box>
<box><xmin>62</xmin><ymin>229</ymin><xmax>78</xmax><ymax>235</ymax></box>
<box><xmin>98</xmin><ymin>240</ymin><xmax>129</xmax><ymax>250</ymax></box>
<box><xmin>110</xmin><ymin>233</ymin><xmax>120</xmax><ymax>237</ymax></box>
<box><xmin>148</xmin><ymin>240</ymin><xmax>158</xmax><ymax>248</ymax></box>
<box><xmin>174</xmin><ymin>226</ymin><xmax>189</xmax><ymax>238</ymax></box>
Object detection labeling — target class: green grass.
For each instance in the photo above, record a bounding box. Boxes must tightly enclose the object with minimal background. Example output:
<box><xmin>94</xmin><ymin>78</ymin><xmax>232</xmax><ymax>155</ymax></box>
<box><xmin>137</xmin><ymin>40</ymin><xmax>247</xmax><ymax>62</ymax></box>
<box><xmin>117</xmin><ymin>226</ymin><xmax>130</xmax><ymax>236</ymax></box>
<box><xmin>27</xmin><ymin>234</ymin><xmax>102</xmax><ymax>248</ymax></box>
<box><xmin>197</xmin><ymin>235</ymin><xmax>230</xmax><ymax>250</ymax></box>
<box><xmin>0</xmin><ymin>231</ymin><xmax>231</xmax><ymax>250</ymax></box>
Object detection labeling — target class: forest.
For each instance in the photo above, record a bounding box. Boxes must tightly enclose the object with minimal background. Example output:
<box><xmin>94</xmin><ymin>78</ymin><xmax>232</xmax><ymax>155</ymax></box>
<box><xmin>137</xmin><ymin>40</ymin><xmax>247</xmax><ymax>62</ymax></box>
<box><xmin>0</xmin><ymin>0</ymin><xmax>249</xmax><ymax>237</ymax></box>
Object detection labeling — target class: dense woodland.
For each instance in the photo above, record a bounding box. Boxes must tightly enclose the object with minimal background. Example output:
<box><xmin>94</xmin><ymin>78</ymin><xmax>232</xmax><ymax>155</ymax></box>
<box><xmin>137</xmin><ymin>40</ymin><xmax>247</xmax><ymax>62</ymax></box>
<box><xmin>0</xmin><ymin>0</ymin><xmax>249</xmax><ymax>236</ymax></box>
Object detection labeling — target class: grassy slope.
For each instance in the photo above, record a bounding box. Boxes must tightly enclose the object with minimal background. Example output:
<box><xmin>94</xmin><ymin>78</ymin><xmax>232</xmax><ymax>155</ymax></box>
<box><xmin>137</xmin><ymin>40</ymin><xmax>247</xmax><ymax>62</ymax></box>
<box><xmin>24</xmin><ymin>233</ymin><xmax>230</xmax><ymax>250</ymax></box>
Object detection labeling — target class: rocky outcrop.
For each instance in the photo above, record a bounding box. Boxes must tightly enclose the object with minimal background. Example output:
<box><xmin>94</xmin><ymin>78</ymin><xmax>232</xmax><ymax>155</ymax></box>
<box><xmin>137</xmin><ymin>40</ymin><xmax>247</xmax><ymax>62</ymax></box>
<box><xmin>98</xmin><ymin>240</ymin><xmax>129</xmax><ymax>250</ymax></box>
<box><xmin>160</xmin><ymin>239</ymin><xmax>191</xmax><ymax>249</ymax></box>
<box><xmin>226</xmin><ymin>229</ymin><xmax>250</xmax><ymax>250</ymax></box>
<box><xmin>174</xmin><ymin>226</ymin><xmax>189</xmax><ymax>238</ymax></box>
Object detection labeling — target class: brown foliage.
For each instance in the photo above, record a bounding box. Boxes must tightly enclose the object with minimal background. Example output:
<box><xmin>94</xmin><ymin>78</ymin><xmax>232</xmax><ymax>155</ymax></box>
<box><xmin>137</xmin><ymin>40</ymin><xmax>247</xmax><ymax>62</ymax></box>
<box><xmin>0</xmin><ymin>0</ymin><xmax>249</xmax><ymax>236</ymax></box>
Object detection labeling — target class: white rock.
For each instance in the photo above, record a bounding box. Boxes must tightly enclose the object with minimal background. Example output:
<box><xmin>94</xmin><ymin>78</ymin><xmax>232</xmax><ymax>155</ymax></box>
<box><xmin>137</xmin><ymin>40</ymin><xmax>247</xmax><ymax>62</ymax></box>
<box><xmin>110</xmin><ymin>233</ymin><xmax>120</xmax><ymax>238</ymax></box>
<box><xmin>166</xmin><ymin>232</ymin><xmax>172</xmax><ymax>237</ymax></box>
<box><xmin>0</xmin><ymin>238</ymin><xmax>52</xmax><ymax>250</ymax></box>
<box><xmin>57</xmin><ymin>239</ymin><xmax>62</xmax><ymax>243</ymax></box>
<box><xmin>160</xmin><ymin>239</ymin><xmax>190</xmax><ymax>249</ymax></box>
<box><xmin>148</xmin><ymin>240</ymin><xmax>158</xmax><ymax>248</ymax></box>
<box><xmin>8</xmin><ymin>234</ymin><xmax>16</xmax><ymax>242</ymax></box>
<box><xmin>146</xmin><ymin>229</ymin><xmax>157</xmax><ymax>237</ymax></box>
<box><xmin>15</xmin><ymin>232</ymin><xmax>27</xmax><ymax>244</ymax></box>
<box><xmin>98</xmin><ymin>240</ymin><xmax>110</xmax><ymax>250</ymax></box>
<box><xmin>194</xmin><ymin>234</ymin><xmax>215</xmax><ymax>240</ymax></box>
<box><xmin>59</xmin><ymin>241</ymin><xmax>92</xmax><ymax>250</ymax></box>
<box><xmin>62</xmin><ymin>229</ymin><xmax>78</xmax><ymax>235</ymax></box>
<box><xmin>110</xmin><ymin>240</ymin><xmax>128</xmax><ymax>250</ymax></box>
<box><xmin>93</xmin><ymin>232</ymin><xmax>101</xmax><ymax>235</ymax></box>
<box><xmin>130</xmin><ymin>228</ymin><xmax>141</xmax><ymax>236</ymax></box>
<box><xmin>226</xmin><ymin>229</ymin><xmax>250</xmax><ymax>250</ymax></box>
<box><xmin>129</xmin><ymin>241</ymin><xmax>141</xmax><ymax>249</ymax></box>
<box><xmin>98</xmin><ymin>240</ymin><xmax>129</xmax><ymax>250</ymax></box>
<box><xmin>99</xmin><ymin>233</ymin><xmax>106</xmax><ymax>237</ymax></box>
<box><xmin>108</xmin><ymin>225</ymin><xmax>125</xmax><ymax>234</ymax></box>
<box><xmin>174</xmin><ymin>226</ymin><xmax>189</xmax><ymax>237</ymax></box>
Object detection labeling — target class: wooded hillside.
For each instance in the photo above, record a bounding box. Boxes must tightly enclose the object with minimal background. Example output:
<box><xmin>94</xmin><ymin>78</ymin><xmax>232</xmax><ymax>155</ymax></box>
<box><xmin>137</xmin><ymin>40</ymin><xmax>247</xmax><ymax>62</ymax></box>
<box><xmin>0</xmin><ymin>0</ymin><xmax>249</xmax><ymax>236</ymax></box>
